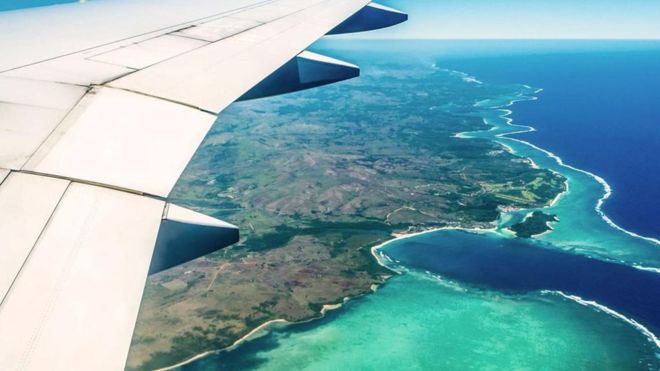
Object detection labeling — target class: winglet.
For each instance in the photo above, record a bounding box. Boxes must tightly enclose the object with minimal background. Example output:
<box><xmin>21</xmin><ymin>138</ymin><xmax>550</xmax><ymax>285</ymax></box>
<box><xmin>326</xmin><ymin>2</ymin><xmax>408</xmax><ymax>35</ymax></box>
<box><xmin>149</xmin><ymin>204</ymin><xmax>239</xmax><ymax>274</ymax></box>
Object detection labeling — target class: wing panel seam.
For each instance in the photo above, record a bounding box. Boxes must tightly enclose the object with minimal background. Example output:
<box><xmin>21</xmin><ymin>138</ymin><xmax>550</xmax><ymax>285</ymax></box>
<box><xmin>0</xmin><ymin>181</ymin><xmax>71</xmax><ymax>309</ymax></box>
<box><xmin>0</xmin><ymin>0</ymin><xmax>278</xmax><ymax>74</ymax></box>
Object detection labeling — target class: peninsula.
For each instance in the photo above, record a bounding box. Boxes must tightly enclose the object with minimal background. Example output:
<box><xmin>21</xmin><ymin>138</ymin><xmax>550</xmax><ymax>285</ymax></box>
<box><xmin>126</xmin><ymin>62</ymin><xmax>566</xmax><ymax>370</ymax></box>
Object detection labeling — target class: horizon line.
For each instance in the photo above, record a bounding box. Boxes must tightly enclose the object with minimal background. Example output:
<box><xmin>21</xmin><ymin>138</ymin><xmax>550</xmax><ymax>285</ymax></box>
<box><xmin>328</xmin><ymin>37</ymin><xmax>660</xmax><ymax>41</ymax></box>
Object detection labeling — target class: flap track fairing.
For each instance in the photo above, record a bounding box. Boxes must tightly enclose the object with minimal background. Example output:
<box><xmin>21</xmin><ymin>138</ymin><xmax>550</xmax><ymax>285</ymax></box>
<box><xmin>327</xmin><ymin>2</ymin><xmax>408</xmax><ymax>35</ymax></box>
<box><xmin>149</xmin><ymin>204</ymin><xmax>239</xmax><ymax>274</ymax></box>
<box><xmin>238</xmin><ymin>51</ymin><xmax>359</xmax><ymax>101</ymax></box>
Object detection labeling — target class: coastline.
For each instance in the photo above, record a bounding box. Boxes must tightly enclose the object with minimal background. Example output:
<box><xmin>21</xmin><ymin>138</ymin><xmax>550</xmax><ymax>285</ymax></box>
<box><xmin>158</xmin><ymin>225</ymin><xmax>501</xmax><ymax>371</ymax></box>
<box><xmin>156</xmin><ymin>319</ymin><xmax>289</xmax><ymax>371</ymax></box>
<box><xmin>156</xmin><ymin>298</ymin><xmax>358</xmax><ymax>371</ymax></box>
<box><xmin>472</xmin><ymin>91</ymin><xmax>660</xmax><ymax>348</ymax></box>
<box><xmin>484</xmin><ymin>95</ymin><xmax>660</xmax><ymax>278</ymax></box>
<box><xmin>157</xmin><ymin>80</ymin><xmax>659</xmax><ymax>370</ymax></box>
<box><xmin>545</xmin><ymin>291</ymin><xmax>660</xmax><ymax>349</ymax></box>
<box><xmin>156</xmin><ymin>266</ymin><xmax>393</xmax><ymax>370</ymax></box>
<box><xmin>484</xmin><ymin>95</ymin><xmax>660</xmax><ymax>248</ymax></box>
<box><xmin>370</xmin><ymin>226</ymin><xmax>498</xmax><ymax>268</ymax></box>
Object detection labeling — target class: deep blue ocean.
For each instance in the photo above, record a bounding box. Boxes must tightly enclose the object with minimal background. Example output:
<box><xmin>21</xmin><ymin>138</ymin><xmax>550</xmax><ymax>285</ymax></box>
<box><xmin>385</xmin><ymin>229</ymin><xmax>660</xmax><ymax>334</ymax></box>
<box><xmin>436</xmin><ymin>40</ymin><xmax>660</xmax><ymax>239</ymax></box>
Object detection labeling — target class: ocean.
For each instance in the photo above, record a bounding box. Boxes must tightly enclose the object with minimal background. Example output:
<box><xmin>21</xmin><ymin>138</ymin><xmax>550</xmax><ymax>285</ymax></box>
<box><xmin>384</xmin><ymin>229</ymin><xmax>660</xmax><ymax>335</ymax></box>
<box><xmin>0</xmin><ymin>0</ymin><xmax>75</xmax><ymax>11</ymax></box>
<box><xmin>181</xmin><ymin>40</ymin><xmax>660</xmax><ymax>370</ymax></box>
<box><xmin>183</xmin><ymin>272</ymin><xmax>659</xmax><ymax>371</ymax></box>
<box><xmin>438</xmin><ymin>40</ymin><xmax>660</xmax><ymax>240</ymax></box>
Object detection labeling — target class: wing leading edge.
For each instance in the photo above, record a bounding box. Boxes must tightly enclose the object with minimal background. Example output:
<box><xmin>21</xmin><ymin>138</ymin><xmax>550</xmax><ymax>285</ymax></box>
<box><xmin>0</xmin><ymin>0</ymin><xmax>406</xmax><ymax>369</ymax></box>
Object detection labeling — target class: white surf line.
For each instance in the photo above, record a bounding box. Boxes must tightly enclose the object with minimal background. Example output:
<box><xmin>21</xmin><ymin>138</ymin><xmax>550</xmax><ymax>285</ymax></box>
<box><xmin>464</xmin><ymin>88</ymin><xmax>660</xmax><ymax>347</ymax></box>
<box><xmin>502</xmin><ymin>126</ymin><xmax>660</xmax><ymax>248</ymax></box>
<box><xmin>370</xmin><ymin>226</ymin><xmax>498</xmax><ymax>268</ymax></box>
<box><xmin>633</xmin><ymin>265</ymin><xmax>660</xmax><ymax>274</ymax></box>
<box><xmin>545</xmin><ymin>290</ymin><xmax>660</xmax><ymax>350</ymax></box>
<box><xmin>440</xmin><ymin>68</ymin><xmax>485</xmax><ymax>85</ymax></box>
<box><xmin>376</xmin><ymin>82</ymin><xmax>660</xmax><ymax>353</ymax></box>
<box><xmin>372</xmin><ymin>231</ymin><xmax>660</xmax><ymax>349</ymax></box>
<box><xmin>546</xmin><ymin>178</ymin><xmax>569</xmax><ymax>208</ymax></box>
<box><xmin>468</xmin><ymin>92</ymin><xmax>660</xmax><ymax>250</ymax></box>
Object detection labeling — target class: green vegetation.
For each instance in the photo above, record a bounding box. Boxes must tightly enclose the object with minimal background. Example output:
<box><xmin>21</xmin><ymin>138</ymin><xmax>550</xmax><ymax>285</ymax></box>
<box><xmin>126</xmin><ymin>61</ymin><xmax>566</xmax><ymax>370</ymax></box>
<box><xmin>510</xmin><ymin>211</ymin><xmax>559</xmax><ymax>238</ymax></box>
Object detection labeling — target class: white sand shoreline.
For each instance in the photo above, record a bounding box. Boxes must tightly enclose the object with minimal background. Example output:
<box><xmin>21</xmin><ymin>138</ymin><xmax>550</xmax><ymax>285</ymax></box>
<box><xmin>155</xmin><ymin>318</ymin><xmax>288</xmax><ymax>371</ymax></box>
<box><xmin>156</xmin><ymin>271</ymin><xmax>391</xmax><ymax>370</ymax></box>
<box><xmin>370</xmin><ymin>226</ymin><xmax>497</xmax><ymax>267</ymax></box>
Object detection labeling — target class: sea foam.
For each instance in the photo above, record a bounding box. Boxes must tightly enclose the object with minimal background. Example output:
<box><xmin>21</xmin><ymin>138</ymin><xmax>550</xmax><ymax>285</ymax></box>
<box><xmin>544</xmin><ymin>290</ymin><xmax>660</xmax><ymax>350</ymax></box>
<box><xmin>476</xmin><ymin>92</ymin><xmax>660</xmax><ymax>248</ymax></box>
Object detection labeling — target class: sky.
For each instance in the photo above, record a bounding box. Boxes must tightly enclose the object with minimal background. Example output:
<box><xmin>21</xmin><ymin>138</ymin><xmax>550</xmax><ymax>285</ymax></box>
<box><xmin>2</xmin><ymin>0</ymin><xmax>660</xmax><ymax>39</ymax></box>
<box><xmin>348</xmin><ymin>0</ymin><xmax>660</xmax><ymax>39</ymax></box>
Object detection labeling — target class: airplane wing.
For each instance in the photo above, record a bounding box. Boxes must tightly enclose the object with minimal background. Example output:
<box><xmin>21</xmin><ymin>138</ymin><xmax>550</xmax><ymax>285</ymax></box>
<box><xmin>0</xmin><ymin>0</ymin><xmax>406</xmax><ymax>370</ymax></box>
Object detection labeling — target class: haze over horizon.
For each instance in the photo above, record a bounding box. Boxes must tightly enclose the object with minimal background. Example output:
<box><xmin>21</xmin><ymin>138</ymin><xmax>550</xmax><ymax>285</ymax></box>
<box><xmin>3</xmin><ymin>0</ymin><xmax>660</xmax><ymax>40</ymax></box>
<box><xmin>344</xmin><ymin>0</ymin><xmax>660</xmax><ymax>40</ymax></box>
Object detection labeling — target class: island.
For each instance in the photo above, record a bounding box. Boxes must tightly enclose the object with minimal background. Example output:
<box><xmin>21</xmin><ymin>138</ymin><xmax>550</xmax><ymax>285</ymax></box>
<box><xmin>125</xmin><ymin>62</ymin><xmax>566</xmax><ymax>370</ymax></box>
<box><xmin>510</xmin><ymin>211</ymin><xmax>559</xmax><ymax>238</ymax></box>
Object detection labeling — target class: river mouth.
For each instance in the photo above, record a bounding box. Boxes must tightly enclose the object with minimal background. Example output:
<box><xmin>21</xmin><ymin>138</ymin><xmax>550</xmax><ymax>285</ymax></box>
<box><xmin>382</xmin><ymin>229</ymin><xmax>660</xmax><ymax>337</ymax></box>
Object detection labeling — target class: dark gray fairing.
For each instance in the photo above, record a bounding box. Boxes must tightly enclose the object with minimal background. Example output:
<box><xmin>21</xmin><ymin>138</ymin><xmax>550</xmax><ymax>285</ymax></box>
<box><xmin>149</xmin><ymin>212</ymin><xmax>239</xmax><ymax>274</ymax></box>
<box><xmin>327</xmin><ymin>3</ymin><xmax>408</xmax><ymax>35</ymax></box>
<box><xmin>238</xmin><ymin>52</ymin><xmax>360</xmax><ymax>101</ymax></box>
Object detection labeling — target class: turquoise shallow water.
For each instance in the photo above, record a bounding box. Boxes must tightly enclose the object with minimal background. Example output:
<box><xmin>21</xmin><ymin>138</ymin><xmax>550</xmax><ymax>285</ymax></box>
<box><xmin>181</xmin><ymin>41</ymin><xmax>660</xmax><ymax>370</ymax></box>
<box><xmin>381</xmin><ymin>229</ymin><xmax>660</xmax><ymax>338</ymax></box>
<box><xmin>183</xmin><ymin>273</ymin><xmax>659</xmax><ymax>371</ymax></box>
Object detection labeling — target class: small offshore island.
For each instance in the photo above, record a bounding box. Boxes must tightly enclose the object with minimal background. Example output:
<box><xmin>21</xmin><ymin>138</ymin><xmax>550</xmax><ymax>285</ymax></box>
<box><xmin>510</xmin><ymin>211</ymin><xmax>559</xmax><ymax>238</ymax></box>
<box><xmin>126</xmin><ymin>51</ymin><xmax>566</xmax><ymax>369</ymax></box>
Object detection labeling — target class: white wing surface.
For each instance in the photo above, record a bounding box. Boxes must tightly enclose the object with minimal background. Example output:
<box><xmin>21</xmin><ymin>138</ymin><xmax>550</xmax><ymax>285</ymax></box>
<box><xmin>0</xmin><ymin>1</ymin><xmax>406</xmax><ymax>369</ymax></box>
